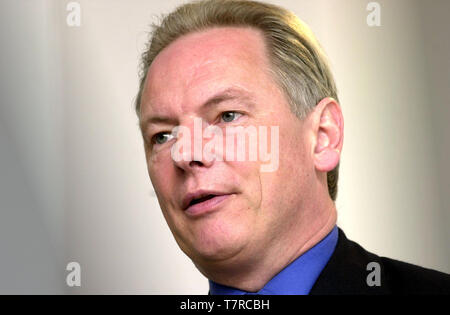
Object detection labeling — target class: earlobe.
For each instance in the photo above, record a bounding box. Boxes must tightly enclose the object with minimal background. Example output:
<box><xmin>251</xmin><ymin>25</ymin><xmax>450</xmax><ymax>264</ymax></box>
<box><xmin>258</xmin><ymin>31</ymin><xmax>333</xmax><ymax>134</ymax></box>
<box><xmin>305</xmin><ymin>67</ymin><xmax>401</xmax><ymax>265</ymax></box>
<box><xmin>314</xmin><ymin>149</ymin><xmax>340</xmax><ymax>172</ymax></box>
<box><xmin>312</xmin><ymin>98</ymin><xmax>344</xmax><ymax>172</ymax></box>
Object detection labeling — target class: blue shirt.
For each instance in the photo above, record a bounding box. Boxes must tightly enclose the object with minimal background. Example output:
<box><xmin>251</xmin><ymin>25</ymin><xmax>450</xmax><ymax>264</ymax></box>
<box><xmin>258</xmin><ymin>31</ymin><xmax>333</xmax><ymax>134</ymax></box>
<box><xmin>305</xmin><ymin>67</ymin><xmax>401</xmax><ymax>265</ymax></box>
<box><xmin>209</xmin><ymin>225</ymin><xmax>339</xmax><ymax>295</ymax></box>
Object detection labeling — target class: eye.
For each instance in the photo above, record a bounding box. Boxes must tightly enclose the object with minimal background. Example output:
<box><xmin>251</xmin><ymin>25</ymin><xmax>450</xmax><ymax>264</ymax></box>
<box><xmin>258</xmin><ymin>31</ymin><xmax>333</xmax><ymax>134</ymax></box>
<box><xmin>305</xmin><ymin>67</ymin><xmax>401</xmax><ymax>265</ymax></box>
<box><xmin>221</xmin><ymin>111</ymin><xmax>242</xmax><ymax>123</ymax></box>
<box><xmin>152</xmin><ymin>132</ymin><xmax>174</xmax><ymax>145</ymax></box>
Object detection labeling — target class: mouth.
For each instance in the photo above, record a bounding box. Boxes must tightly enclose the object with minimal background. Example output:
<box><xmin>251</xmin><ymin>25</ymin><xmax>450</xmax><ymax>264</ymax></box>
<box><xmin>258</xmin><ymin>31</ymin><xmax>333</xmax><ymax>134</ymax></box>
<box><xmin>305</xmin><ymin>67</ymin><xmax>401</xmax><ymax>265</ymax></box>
<box><xmin>182</xmin><ymin>191</ymin><xmax>235</xmax><ymax>216</ymax></box>
<box><xmin>187</xmin><ymin>194</ymin><xmax>218</xmax><ymax>208</ymax></box>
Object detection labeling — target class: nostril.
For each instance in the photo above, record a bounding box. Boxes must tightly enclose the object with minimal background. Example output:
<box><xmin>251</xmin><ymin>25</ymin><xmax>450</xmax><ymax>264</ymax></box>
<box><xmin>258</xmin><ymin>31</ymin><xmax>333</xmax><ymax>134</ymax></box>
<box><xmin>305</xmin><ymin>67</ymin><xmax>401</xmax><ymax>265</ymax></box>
<box><xmin>189</xmin><ymin>160</ymin><xmax>203</xmax><ymax>168</ymax></box>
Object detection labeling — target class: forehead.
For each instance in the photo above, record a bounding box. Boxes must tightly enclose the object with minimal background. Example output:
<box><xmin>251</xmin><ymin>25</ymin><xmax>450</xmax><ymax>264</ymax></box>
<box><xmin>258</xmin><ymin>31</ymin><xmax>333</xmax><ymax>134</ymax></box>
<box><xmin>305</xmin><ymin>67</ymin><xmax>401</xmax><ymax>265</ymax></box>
<box><xmin>140</xmin><ymin>26</ymin><xmax>273</xmax><ymax>118</ymax></box>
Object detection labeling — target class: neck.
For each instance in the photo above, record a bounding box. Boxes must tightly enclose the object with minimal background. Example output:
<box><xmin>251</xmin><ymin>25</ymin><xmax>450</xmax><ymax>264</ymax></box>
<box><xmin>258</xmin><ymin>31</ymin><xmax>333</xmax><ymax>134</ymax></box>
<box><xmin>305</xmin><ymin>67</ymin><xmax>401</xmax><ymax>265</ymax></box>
<box><xmin>196</xmin><ymin>200</ymin><xmax>338</xmax><ymax>292</ymax></box>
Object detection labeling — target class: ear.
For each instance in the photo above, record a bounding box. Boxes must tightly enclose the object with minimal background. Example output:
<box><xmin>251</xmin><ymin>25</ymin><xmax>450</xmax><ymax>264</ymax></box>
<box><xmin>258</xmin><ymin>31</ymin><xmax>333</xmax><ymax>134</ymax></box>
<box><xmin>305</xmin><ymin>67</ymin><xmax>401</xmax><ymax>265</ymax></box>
<box><xmin>311</xmin><ymin>97</ymin><xmax>344</xmax><ymax>172</ymax></box>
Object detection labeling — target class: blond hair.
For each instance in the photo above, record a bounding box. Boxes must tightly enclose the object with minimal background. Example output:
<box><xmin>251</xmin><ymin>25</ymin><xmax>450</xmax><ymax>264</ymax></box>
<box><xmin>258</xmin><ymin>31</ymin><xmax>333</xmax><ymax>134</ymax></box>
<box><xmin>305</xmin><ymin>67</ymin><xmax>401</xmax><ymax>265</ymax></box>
<box><xmin>135</xmin><ymin>0</ymin><xmax>340</xmax><ymax>201</ymax></box>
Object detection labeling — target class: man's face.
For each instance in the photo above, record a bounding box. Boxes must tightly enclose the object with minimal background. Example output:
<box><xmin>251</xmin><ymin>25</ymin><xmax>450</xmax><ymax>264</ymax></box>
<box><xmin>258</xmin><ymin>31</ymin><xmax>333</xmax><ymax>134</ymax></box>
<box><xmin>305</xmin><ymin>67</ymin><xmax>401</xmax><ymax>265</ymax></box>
<box><xmin>140</xmin><ymin>27</ymin><xmax>316</xmax><ymax>266</ymax></box>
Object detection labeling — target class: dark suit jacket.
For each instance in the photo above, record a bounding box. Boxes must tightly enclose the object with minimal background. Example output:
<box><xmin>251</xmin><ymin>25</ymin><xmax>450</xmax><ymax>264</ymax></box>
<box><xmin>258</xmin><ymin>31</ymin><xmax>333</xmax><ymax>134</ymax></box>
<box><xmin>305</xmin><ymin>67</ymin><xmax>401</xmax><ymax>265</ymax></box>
<box><xmin>309</xmin><ymin>228</ymin><xmax>450</xmax><ymax>295</ymax></box>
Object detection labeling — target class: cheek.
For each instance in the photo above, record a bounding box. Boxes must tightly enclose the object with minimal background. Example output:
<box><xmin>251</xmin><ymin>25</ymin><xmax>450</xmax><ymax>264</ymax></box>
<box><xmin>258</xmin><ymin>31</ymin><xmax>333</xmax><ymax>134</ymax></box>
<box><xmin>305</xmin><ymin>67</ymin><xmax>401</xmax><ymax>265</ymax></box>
<box><xmin>147</xmin><ymin>150</ymin><xmax>174</xmax><ymax>197</ymax></box>
<box><xmin>259</xmin><ymin>126</ymin><xmax>310</xmax><ymax>209</ymax></box>
<box><xmin>148</xmin><ymin>154</ymin><xmax>186</xmax><ymax>233</ymax></box>
<box><xmin>226</xmin><ymin>160</ymin><xmax>263</xmax><ymax>209</ymax></box>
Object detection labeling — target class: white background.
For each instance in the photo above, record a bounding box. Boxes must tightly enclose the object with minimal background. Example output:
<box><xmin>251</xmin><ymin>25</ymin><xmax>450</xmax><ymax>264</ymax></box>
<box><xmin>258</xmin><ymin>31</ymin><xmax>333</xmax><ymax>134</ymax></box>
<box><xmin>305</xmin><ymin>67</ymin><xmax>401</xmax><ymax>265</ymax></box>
<box><xmin>0</xmin><ymin>0</ymin><xmax>449</xmax><ymax>294</ymax></box>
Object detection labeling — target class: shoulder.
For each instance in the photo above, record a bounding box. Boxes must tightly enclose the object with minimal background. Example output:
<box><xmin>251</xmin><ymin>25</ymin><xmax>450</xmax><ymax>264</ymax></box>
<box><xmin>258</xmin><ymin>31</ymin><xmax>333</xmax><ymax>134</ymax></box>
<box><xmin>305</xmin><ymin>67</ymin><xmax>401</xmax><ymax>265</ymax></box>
<box><xmin>310</xmin><ymin>228</ymin><xmax>450</xmax><ymax>295</ymax></box>
<box><xmin>379</xmin><ymin>255</ymin><xmax>450</xmax><ymax>294</ymax></box>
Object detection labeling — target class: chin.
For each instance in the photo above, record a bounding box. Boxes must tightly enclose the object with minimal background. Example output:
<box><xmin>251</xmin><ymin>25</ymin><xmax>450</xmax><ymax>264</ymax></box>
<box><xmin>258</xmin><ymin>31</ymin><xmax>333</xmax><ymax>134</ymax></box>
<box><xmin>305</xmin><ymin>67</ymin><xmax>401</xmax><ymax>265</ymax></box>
<box><xmin>186</xmin><ymin>219</ymin><xmax>250</xmax><ymax>262</ymax></box>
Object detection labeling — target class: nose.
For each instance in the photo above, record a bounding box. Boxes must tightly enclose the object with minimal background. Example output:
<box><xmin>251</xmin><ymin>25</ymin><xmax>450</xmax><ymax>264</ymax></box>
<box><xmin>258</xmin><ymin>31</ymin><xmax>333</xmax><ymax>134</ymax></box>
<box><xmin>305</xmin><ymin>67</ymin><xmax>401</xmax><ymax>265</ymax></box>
<box><xmin>171</xmin><ymin>118</ymin><xmax>216</xmax><ymax>172</ymax></box>
<box><xmin>176</xmin><ymin>158</ymin><xmax>208</xmax><ymax>171</ymax></box>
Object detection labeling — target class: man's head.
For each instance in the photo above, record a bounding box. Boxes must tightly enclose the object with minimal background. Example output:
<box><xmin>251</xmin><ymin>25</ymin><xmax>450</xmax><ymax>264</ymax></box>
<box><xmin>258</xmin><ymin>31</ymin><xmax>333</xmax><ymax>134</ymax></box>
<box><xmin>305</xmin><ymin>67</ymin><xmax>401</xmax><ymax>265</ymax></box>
<box><xmin>136</xmin><ymin>0</ymin><xmax>343</xmax><ymax>286</ymax></box>
<box><xmin>136</xmin><ymin>0</ymin><xmax>340</xmax><ymax>200</ymax></box>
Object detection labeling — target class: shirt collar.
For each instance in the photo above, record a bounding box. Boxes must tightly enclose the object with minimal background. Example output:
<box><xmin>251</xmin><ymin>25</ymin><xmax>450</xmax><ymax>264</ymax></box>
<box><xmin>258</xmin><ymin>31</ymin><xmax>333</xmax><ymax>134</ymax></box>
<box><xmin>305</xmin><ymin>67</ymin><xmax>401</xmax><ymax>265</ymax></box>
<box><xmin>209</xmin><ymin>225</ymin><xmax>338</xmax><ymax>295</ymax></box>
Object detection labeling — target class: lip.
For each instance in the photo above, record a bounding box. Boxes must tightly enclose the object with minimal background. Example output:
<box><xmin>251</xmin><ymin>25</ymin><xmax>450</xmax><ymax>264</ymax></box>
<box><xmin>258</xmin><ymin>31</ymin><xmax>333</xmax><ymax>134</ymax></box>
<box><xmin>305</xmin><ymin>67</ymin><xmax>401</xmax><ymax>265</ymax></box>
<box><xmin>184</xmin><ymin>193</ymin><xmax>234</xmax><ymax>217</ymax></box>
<box><xmin>181</xmin><ymin>189</ymin><xmax>235</xmax><ymax>216</ymax></box>
<box><xmin>182</xmin><ymin>189</ymin><xmax>230</xmax><ymax>210</ymax></box>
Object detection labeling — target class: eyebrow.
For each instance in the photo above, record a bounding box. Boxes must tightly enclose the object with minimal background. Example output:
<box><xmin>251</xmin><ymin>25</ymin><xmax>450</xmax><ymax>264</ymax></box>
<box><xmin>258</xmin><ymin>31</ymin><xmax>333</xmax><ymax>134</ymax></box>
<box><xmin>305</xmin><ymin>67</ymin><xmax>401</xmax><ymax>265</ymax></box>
<box><xmin>140</xmin><ymin>87</ymin><xmax>254</xmax><ymax>131</ymax></box>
